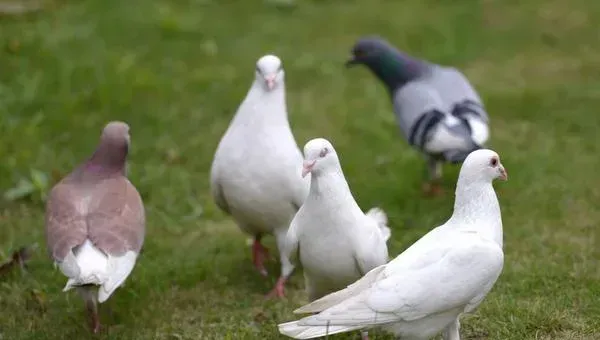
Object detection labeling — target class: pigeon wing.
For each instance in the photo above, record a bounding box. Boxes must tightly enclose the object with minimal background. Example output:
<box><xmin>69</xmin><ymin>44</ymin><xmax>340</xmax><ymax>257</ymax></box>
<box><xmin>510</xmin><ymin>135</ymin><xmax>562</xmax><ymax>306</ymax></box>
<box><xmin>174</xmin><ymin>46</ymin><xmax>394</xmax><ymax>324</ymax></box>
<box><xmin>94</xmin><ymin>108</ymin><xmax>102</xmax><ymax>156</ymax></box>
<box><xmin>392</xmin><ymin>81</ymin><xmax>446</xmax><ymax>148</ymax></box>
<box><xmin>298</xmin><ymin>235</ymin><xmax>503</xmax><ymax>327</ymax></box>
<box><xmin>45</xmin><ymin>180</ymin><xmax>87</xmax><ymax>261</ymax></box>
<box><xmin>87</xmin><ymin>177</ymin><xmax>145</xmax><ymax>256</ymax></box>
<box><xmin>209</xmin><ymin>157</ymin><xmax>231</xmax><ymax>214</ymax></box>
<box><xmin>353</xmin><ymin>216</ymin><xmax>389</xmax><ymax>276</ymax></box>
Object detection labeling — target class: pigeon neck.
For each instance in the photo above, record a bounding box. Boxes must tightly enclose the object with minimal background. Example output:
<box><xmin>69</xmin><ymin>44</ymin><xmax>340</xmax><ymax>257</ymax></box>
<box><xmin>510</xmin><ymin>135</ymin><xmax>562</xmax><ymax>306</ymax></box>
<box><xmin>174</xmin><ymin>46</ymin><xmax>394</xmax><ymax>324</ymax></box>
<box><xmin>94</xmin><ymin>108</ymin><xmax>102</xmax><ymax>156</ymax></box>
<box><xmin>450</xmin><ymin>180</ymin><xmax>503</xmax><ymax>247</ymax></box>
<box><xmin>367</xmin><ymin>52</ymin><xmax>425</xmax><ymax>92</ymax></box>
<box><xmin>242</xmin><ymin>80</ymin><xmax>288</xmax><ymax>122</ymax></box>
<box><xmin>308</xmin><ymin>168</ymin><xmax>354</xmax><ymax>206</ymax></box>
<box><xmin>86</xmin><ymin>142</ymin><xmax>128</xmax><ymax>176</ymax></box>
<box><xmin>252</xmin><ymin>79</ymin><xmax>285</xmax><ymax>98</ymax></box>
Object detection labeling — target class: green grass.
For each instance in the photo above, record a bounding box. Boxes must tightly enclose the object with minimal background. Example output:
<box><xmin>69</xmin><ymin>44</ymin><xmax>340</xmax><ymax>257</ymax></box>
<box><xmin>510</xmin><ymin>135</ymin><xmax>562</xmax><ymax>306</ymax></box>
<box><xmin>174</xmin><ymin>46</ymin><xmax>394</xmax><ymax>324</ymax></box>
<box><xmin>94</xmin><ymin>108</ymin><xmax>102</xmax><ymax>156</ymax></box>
<box><xmin>1</xmin><ymin>0</ymin><xmax>600</xmax><ymax>339</ymax></box>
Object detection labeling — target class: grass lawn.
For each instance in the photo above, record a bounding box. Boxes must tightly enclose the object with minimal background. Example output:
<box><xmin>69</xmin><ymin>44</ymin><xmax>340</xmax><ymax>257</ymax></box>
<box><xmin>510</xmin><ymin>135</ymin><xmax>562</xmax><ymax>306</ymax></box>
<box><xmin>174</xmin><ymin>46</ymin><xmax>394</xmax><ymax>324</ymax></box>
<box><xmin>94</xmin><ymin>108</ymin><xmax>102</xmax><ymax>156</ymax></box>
<box><xmin>1</xmin><ymin>0</ymin><xmax>600</xmax><ymax>339</ymax></box>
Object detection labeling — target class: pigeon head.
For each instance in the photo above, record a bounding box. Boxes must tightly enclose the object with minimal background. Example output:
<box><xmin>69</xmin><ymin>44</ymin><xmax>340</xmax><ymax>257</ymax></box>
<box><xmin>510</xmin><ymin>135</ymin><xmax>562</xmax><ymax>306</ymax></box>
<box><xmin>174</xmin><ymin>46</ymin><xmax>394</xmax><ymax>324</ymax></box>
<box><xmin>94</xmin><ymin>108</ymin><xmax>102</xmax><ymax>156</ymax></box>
<box><xmin>346</xmin><ymin>36</ymin><xmax>396</xmax><ymax>67</ymax></box>
<box><xmin>458</xmin><ymin>149</ymin><xmax>507</xmax><ymax>184</ymax></box>
<box><xmin>255</xmin><ymin>54</ymin><xmax>284</xmax><ymax>91</ymax></box>
<box><xmin>87</xmin><ymin>121</ymin><xmax>130</xmax><ymax>173</ymax></box>
<box><xmin>101</xmin><ymin>121</ymin><xmax>130</xmax><ymax>145</ymax></box>
<box><xmin>301</xmin><ymin>138</ymin><xmax>340</xmax><ymax>178</ymax></box>
<box><xmin>346</xmin><ymin>36</ymin><xmax>426</xmax><ymax>90</ymax></box>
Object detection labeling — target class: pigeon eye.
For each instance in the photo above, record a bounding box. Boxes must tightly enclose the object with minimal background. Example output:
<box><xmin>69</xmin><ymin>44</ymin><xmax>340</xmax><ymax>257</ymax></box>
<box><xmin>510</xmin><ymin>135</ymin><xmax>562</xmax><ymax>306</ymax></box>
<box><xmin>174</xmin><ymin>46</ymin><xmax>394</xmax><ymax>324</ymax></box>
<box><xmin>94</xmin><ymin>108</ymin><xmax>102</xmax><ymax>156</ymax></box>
<box><xmin>319</xmin><ymin>148</ymin><xmax>328</xmax><ymax>158</ymax></box>
<box><xmin>354</xmin><ymin>49</ymin><xmax>367</xmax><ymax>58</ymax></box>
<box><xmin>490</xmin><ymin>158</ymin><xmax>498</xmax><ymax>167</ymax></box>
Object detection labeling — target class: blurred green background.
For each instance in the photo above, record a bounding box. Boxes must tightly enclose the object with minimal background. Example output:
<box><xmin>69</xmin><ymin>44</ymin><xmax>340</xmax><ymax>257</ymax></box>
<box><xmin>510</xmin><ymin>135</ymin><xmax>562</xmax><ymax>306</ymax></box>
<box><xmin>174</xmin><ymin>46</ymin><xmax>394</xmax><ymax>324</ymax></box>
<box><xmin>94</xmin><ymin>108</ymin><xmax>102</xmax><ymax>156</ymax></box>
<box><xmin>0</xmin><ymin>0</ymin><xmax>599</xmax><ymax>339</ymax></box>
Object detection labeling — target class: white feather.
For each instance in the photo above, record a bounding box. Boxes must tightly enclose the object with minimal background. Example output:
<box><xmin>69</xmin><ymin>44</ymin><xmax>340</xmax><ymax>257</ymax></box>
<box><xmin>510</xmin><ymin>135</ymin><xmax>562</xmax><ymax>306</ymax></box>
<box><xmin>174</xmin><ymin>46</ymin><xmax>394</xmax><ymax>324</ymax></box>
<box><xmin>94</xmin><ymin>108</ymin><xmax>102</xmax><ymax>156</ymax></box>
<box><xmin>210</xmin><ymin>55</ymin><xmax>309</xmax><ymax>280</ymax></box>
<box><xmin>279</xmin><ymin>150</ymin><xmax>506</xmax><ymax>340</ymax></box>
<box><xmin>365</xmin><ymin>207</ymin><xmax>391</xmax><ymax>242</ymax></box>
<box><xmin>59</xmin><ymin>239</ymin><xmax>138</xmax><ymax>303</ymax></box>
<box><xmin>61</xmin><ymin>240</ymin><xmax>108</xmax><ymax>291</ymax></box>
<box><xmin>98</xmin><ymin>251</ymin><xmax>138</xmax><ymax>303</ymax></box>
<box><xmin>424</xmin><ymin>124</ymin><xmax>473</xmax><ymax>154</ymax></box>
<box><xmin>278</xmin><ymin>321</ymin><xmax>362</xmax><ymax>339</ymax></box>
<box><xmin>285</xmin><ymin>138</ymin><xmax>390</xmax><ymax>306</ymax></box>
<box><xmin>466</xmin><ymin>116</ymin><xmax>489</xmax><ymax>146</ymax></box>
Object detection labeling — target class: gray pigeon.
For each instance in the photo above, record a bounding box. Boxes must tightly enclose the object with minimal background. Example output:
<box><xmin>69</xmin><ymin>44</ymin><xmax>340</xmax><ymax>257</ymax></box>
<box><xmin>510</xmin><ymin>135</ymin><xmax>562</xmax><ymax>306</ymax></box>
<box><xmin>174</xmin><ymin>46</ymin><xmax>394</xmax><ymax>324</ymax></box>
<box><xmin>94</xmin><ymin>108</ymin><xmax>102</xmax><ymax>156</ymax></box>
<box><xmin>346</xmin><ymin>36</ymin><xmax>490</xmax><ymax>196</ymax></box>
<box><xmin>45</xmin><ymin>121</ymin><xmax>145</xmax><ymax>333</ymax></box>
<box><xmin>210</xmin><ymin>54</ymin><xmax>310</xmax><ymax>298</ymax></box>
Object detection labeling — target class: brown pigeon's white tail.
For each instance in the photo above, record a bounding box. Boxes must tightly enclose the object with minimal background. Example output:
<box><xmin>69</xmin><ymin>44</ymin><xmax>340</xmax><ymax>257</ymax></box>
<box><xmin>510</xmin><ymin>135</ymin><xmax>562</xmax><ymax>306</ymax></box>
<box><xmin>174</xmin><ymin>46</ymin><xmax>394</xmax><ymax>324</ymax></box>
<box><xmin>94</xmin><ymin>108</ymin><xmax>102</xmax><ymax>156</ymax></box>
<box><xmin>366</xmin><ymin>207</ymin><xmax>391</xmax><ymax>242</ymax></box>
<box><xmin>278</xmin><ymin>320</ymin><xmax>363</xmax><ymax>339</ymax></box>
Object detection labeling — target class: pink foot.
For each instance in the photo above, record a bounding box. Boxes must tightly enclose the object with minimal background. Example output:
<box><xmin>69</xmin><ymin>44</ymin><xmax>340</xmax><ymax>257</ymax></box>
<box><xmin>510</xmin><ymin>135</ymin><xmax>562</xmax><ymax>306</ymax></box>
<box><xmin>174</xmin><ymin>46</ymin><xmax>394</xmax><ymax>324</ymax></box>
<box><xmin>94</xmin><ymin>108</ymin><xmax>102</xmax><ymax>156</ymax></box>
<box><xmin>252</xmin><ymin>238</ymin><xmax>270</xmax><ymax>277</ymax></box>
<box><xmin>361</xmin><ymin>330</ymin><xmax>369</xmax><ymax>340</ymax></box>
<box><xmin>265</xmin><ymin>276</ymin><xmax>287</xmax><ymax>299</ymax></box>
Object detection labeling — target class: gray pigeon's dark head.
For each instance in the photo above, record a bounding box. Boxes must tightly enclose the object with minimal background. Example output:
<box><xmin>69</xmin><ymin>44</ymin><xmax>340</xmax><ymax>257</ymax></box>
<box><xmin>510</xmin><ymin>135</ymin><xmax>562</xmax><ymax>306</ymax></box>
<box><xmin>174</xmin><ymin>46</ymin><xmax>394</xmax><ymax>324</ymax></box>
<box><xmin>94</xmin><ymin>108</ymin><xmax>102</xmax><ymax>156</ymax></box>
<box><xmin>346</xmin><ymin>36</ymin><xmax>426</xmax><ymax>91</ymax></box>
<box><xmin>346</xmin><ymin>36</ymin><xmax>398</xmax><ymax>67</ymax></box>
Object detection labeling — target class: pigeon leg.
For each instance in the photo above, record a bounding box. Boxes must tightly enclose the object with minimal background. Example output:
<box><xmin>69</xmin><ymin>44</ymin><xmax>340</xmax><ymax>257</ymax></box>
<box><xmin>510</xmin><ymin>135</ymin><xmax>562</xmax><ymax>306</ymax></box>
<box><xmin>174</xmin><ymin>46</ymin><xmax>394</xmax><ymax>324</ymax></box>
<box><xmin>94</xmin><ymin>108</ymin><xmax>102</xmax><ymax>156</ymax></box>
<box><xmin>88</xmin><ymin>301</ymin><xmax>101</xmax><ymax>334</ymax></box>
<box><xmin>265</xmin><ymin>276</ymin><xmax>287</xmax><ymax>299</ymax></box>
<box><xmin>422</xmin><ymin>157</ymin><xmax>444</xmax><ymax>197</ymax></box>
<box><xmin>78</xmin><ymin>286</ymin><xmax>101</xmax><ymax>334</ymax></box>
<box><xmin>442</xmin><ymin>318</ymin><xmax>460</xmax><ymax>340</ymax></box>
<box><xmin>252</xmin><ymin>235</ymin><xmax>270</xmax><ymax>277</ymax></box>
<box><xmin>266</xmin><ymin>229</ymin><xmax>295</xmax><ymax>299</ymax></box>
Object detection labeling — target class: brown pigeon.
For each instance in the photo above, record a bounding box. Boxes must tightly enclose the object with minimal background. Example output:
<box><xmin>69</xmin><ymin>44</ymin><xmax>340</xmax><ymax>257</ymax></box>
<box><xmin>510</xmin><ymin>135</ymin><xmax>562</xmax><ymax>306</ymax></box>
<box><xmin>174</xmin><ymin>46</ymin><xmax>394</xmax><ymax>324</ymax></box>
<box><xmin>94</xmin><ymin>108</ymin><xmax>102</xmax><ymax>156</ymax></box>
<box><xmin>45</xmin><ymin>121</ymin><xmax>145</xmax><ymax>333</ymax></box>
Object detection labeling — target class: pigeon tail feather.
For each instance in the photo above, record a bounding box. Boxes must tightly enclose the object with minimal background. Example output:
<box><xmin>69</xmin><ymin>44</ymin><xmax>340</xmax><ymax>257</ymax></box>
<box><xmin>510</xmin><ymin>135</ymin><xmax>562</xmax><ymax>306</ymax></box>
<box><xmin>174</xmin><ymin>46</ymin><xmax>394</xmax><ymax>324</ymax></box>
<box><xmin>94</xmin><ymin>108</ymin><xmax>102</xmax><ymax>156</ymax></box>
<box><xmin>366</xmin><ymin>207</ymin><xmax>391</xmax><ymax>242</ymax></box>
<box><xmin>61</xmin><ymin>240</ymin><xmax>109</xmax><ymax>292</ymax></box>
<box><xmin>443</xmin><ymin>142</ymin><xmax>482</xmax><ymax>164</ymax></box>
<box><xmin>98</xmin><ymin>251</ymin><xmax>138</xmax><ymax>303</ymax></box>
<box><xmin>278</xmin><ymin>320</ymin><xmax>363</xmax><ymax>339</ymax></box>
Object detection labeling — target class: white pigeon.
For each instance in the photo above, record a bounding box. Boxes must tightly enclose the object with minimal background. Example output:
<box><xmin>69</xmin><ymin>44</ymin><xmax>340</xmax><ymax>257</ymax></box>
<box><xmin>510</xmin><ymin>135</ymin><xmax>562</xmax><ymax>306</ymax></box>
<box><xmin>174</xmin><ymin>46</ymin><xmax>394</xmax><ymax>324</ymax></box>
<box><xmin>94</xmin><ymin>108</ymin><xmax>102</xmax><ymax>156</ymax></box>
<box><xmin>279</xmin><ymin>149</ymin><xmax>507</xmax><ymax>340</ymax></box>
<box><xmin>285</xmin><ymin>138</ymin><xmax>391</xmax><ymax>340</ymax></box>
<box><xmin>286</xmin><ymin>138</ymin><xmax>391</xmax><ymax>302</ymax></box>
<box><xmin>210</xmin><ymin>54</ymin><xmax>309</xmax><ymax>298</ymax></box>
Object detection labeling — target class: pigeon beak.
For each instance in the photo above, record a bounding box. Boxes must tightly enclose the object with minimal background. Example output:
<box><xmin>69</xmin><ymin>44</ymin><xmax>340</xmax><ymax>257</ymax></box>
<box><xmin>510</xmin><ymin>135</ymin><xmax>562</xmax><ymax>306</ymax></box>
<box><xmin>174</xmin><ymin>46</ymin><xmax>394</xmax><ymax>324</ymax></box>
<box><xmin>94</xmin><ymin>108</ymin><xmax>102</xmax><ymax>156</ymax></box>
<box><xmin>265</xmin><ymin>75</ymin><xmax>276</xmax><ymax>90</ymax></box>
<box><xmin>498</xmin><ymin>165</ymin><xmax>508</xmax><ymax>181</ymax></box>
<box><xmin>302</xmin><ymin>160</ymin><xmax>316</xmax><ymax>178</ymax></box>
<box><xmin>345</xmin><ymin>57</ymin><xmax>358</xmax><ymax>67</ymax></box>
